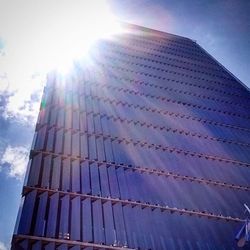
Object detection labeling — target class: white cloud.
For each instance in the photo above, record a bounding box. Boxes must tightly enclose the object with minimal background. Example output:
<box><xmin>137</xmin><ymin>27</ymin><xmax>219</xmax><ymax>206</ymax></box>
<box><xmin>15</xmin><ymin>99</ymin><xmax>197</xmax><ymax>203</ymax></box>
<box><xmin>0</xmin><ymin>241</ymin><xmax>7</xmax><ymax>250</ymax></box>
<box><xmin>0</xmin><ymin>14</ymin><xmax>44</xmax><ymax>125</ymax></box>
<box><xmin>0</xmin><ymin>83</ymin><xmax>43</xmax><ymax>125</ymax></box>
<box><xmin>0</xmin><ymin>145</ymin><xmax>29</xmax><ymax>180</ymax></box>
<box><xmin>0</xmin><ymin>45</ymin><xmax>44</xmax><ymax>125</ymax></box>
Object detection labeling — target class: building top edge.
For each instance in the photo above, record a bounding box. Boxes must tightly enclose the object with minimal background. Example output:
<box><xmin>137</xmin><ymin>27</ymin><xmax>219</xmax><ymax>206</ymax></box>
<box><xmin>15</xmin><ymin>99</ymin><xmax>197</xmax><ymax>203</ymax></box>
<box><xmin>118</xmin><ymin>21</ymin><xmax>196</xmax><ymax>43</ymax></box>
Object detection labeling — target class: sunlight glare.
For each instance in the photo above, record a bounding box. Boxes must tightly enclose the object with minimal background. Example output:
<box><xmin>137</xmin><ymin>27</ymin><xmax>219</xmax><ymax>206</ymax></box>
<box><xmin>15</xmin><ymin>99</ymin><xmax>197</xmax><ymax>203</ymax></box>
<box><xmin>1</xmin><ymin>0</ymin><xmax>122</xmax><ymax>75</ymax></box>
<box><xmin>0</xmin><ymin>0</ymin><xmax>123</xmax><ymax>124</ymax></box>
<box><xmin>34</xmin><ymin>0</ymin><xmax>123</xmax><ymax>74</ymax></box>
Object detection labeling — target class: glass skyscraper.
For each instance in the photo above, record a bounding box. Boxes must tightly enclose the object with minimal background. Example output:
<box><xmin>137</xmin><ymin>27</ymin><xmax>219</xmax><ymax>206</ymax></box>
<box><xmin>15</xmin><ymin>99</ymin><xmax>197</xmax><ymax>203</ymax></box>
<box><xmin>12</xmin><ymin>23</ymin><xmax>250</xmax><ymax>249</ymax></box>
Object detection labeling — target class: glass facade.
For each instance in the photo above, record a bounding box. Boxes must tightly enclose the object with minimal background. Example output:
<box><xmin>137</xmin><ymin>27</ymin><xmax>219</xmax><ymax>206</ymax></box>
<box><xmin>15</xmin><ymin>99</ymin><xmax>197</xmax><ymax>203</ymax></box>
<box><xmin>12</xmin><ymin>24</ymin><xmax>250</xmax><ymax>249</ymax></box>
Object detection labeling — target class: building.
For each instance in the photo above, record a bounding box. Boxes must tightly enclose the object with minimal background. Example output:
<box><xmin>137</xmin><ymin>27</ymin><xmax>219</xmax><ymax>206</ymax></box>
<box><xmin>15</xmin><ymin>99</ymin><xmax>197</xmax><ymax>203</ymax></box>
<box><xmin>12</xmin><ymin>23</ymin><xmax>250</xmax><ymax>249</ymax></box>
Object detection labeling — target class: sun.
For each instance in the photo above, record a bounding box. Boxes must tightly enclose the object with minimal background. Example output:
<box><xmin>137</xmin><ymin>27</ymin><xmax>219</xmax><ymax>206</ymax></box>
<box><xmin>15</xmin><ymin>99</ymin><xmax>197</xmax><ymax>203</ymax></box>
<box><xmin>0</xmin><ymin>0</ymin><xmax>124</xmax><ymax>125</ymax></box>
<box><xmin>0</xmin><ymin>0</ymin><xmax>123</xmax><ymax>76</ymax></box>
<box><xmin>32</xmin><ymin>0</ymin><xmax>123</xmax><ymax>74</ymax></box>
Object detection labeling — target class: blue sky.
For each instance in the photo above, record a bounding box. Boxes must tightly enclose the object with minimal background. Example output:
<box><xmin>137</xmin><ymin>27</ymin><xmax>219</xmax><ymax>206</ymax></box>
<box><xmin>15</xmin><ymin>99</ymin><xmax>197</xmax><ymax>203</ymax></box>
<box><xmin>0</xmin><ymin>0</ymin><xmax>249</xmax><ymax>248</ymax></box>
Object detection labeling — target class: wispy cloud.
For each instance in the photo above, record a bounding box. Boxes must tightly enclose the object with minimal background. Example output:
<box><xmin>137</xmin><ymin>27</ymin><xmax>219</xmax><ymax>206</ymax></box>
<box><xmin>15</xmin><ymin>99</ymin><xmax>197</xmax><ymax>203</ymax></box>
<box><xmin>0</xmin><ymin>44</ymin><xmax>44</xmax><ymax>125</ymax></box>
<box><xmin>0</xmin><ymin>9</ymin><xmax>44</xmax><ymax>125</ymax></box>
<box><xmin>0</xmin><ymin>241</ymin><xmax>7</xmax><ymax>250</ymax></box>
<box><xmin>0</xmin><ymin>81</ymin><xmax>43</xmax><ymax>125</ymax></box>
<box><xmin>0</xmin><ymin>145</ymin><xmax>29</xmax><ymax>180</ymax></box>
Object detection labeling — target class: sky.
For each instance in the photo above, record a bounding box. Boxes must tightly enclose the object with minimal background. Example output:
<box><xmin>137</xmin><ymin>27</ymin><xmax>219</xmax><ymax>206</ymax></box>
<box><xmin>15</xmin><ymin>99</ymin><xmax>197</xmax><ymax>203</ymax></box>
<box><xmin>0</xmin><ymin>0</ymin><xmax>249</xmax><ymax>248</ymax></box>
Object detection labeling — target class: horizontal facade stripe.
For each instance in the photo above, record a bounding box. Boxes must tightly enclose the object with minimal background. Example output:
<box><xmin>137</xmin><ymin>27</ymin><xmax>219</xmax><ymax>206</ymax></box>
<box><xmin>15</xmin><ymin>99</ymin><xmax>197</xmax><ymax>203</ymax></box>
<box><xmin>38</xmin><ymin>90</ymin><xmax>250</xmax><ymax>163</ymax></box>
<box><xmin>34</xmin><ymin>124</ymin><xmax>250</xmax><ymax>167</ymax></box>
<box><xmin>92</xmin><ymin>61</ymin><xmax>249</xmax><ymax>102</ymax></box>
<box><xmin>46</xmin><ymin>64</ymin><xmax>250</xmax><ymax>107</ymax></box>
<box><xmin>76</xmin><ymin>93</ymin><xmax>250</xmax><ymax>137</ymax></box>
<box><xmin>13</xmin><ymin>234</ymin><xmax>134</xmax><ymax>250</ymax></box>
<box><xmin>23</xmin><ymin>186</ymin><xmax>244</xmax><ymax>222</ymax></box>
<box><xmin>121</xmin><ymin>36</ymin><xmax>212</xmax><ymax>62</ymax></box>
<box><xmin>116</xmin><ymin>37</ymin><xmax>248</xmax><ymax>88</ymax></box>
<box><xmin>27</xmin><ymin>148</ymin><xmax>247</xmax><ymax>216</ymax></box>
<box><xmin>101</xmin><ymin>52</ymin><xmax>248</xmax><ymax>107</ymax></box>
<box><xmin>86</xmin><ymin>80</ymin><xmax>250</xmax><ymax>119</ymax></box>
<box><xmin>37</xmin><ymin>106</ymin><xmax>250</xmax><ymax>149</ymax></box>
<box><xmin>101</xmin><ymin>54</ymin><xmax>244</xmax><ymax>95</ymax></box>
<box><xmin>100</xmin><ymin>41</ymin><xmax>249</xmax><ymax>95</ymax></box>
<box><xmin>122</xmin><ymin>37</ymin><xmax>217</xmax><ymax>65</ymax></box>
<box><xmin>96</xmin><ymin>62</ymin><xmax>250</xmax><ymax>110</ymax></box>
<box><xmin>100</xmin><ymin>55</ymin><xmax>250</xmax><ymax>105</ymax></box>
<box><xmin>77</xmin><ymin>111</ymin><xmax>250</xmax><ymax>148</ymax></box>
<box><xmin>26</xmin><ymin>150</ymin><xmax>248</xmax><ymax>218</ymax></box>
<box><xmin>30</xmin><ymin>149</ymin><xmax>250</xmax><ymax>192</ymax></box>
<box><xmin>89</xmin><ymin>93</ymin><xmax>250</xmax><ymax>131</ymax></box>
<box><xmin>37</xmin><ymin>100</ymin><xmax>250</xmax><ymax>152</ymax></box>
<box><xmin>41</xmin><ymin>86</ymin><xmax>250</xmax><ymax>133</ymax></box>
<box><xmin>34</xmin><ymin>105</ymin><xmax>250</xmax><ymax>185</ymax></box>
<box><xmin>79</xmin><ymin>67</ymin><xmax>250</xmax><ymax>115</ymax></box>
<box><xmin>105</xmin><ymin>38</ymin><xmax>232</xmax><ymax>79</ymax></box>
<box><xmin>100</xmin><ymin>41</ymin><xmax>235</xmax><ymax>83</ymax></box>
<box><xmin>16</xmin><ymin>186</ymin><xmax>244</xmax><ymax>248</ymax></box>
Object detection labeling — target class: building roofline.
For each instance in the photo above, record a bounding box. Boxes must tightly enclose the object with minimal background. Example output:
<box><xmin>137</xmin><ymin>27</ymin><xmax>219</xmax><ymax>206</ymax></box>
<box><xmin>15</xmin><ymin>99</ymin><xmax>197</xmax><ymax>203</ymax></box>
<box><xmin>119</xmin><ymin>21</ymin><xmax>248</xmax><ymax>92</ymax></box>
<box><xmin>118</xmin><ymin>21</ymin><xmax>196</xmax><ymax>43</ymax></box>
<box><xmin>196</xmin><ymin>42</ymin><xmax>250</xmax><ymax>92</ymax></box>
